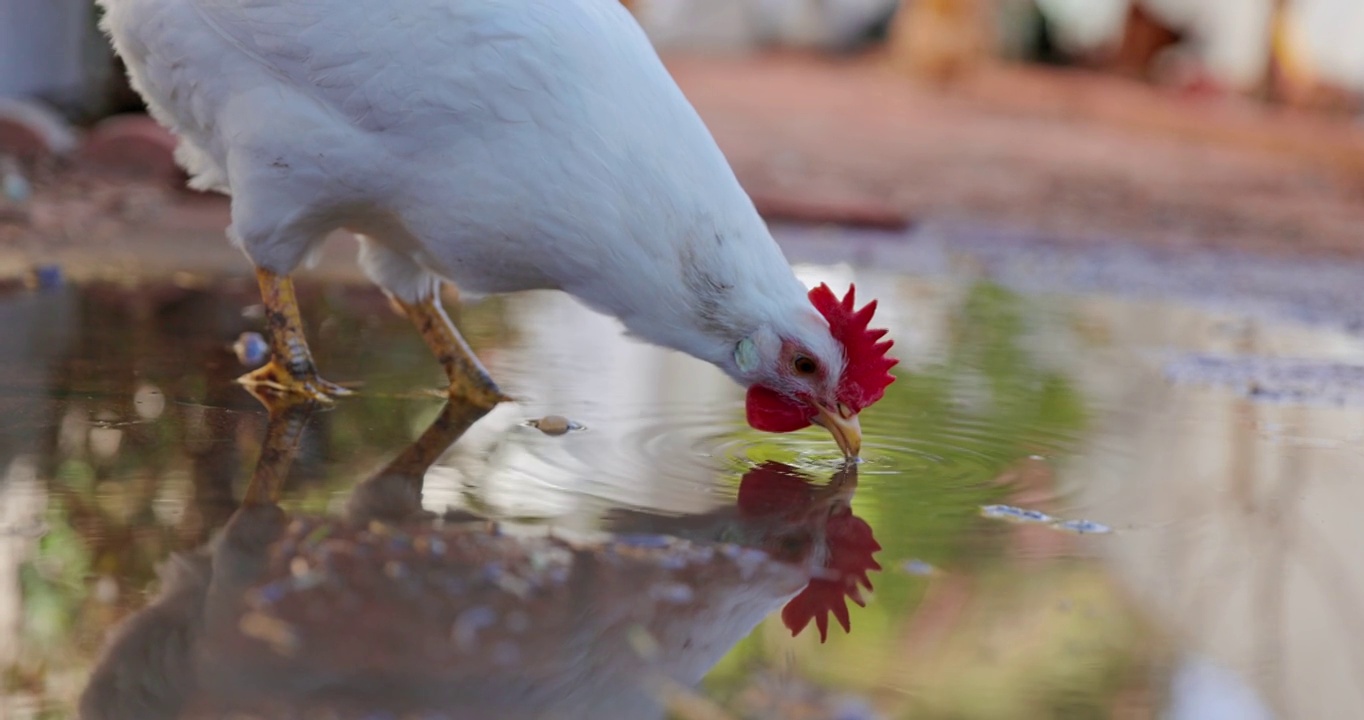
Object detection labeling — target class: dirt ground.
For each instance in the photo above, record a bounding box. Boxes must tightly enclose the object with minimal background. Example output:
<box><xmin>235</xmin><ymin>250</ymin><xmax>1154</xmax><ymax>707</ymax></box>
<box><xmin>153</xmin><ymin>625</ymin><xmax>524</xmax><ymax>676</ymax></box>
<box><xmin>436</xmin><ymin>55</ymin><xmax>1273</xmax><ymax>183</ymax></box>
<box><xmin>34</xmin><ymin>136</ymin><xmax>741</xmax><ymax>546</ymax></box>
<box><xmin>4</xmin><ymin>52</ymin><xmax>1364</xmax><ymax>283</ymax></box>
<box><xmin>676</xmin><ymin>53</ymin><xmax>1364</xmax><ymax>257</ymax></box>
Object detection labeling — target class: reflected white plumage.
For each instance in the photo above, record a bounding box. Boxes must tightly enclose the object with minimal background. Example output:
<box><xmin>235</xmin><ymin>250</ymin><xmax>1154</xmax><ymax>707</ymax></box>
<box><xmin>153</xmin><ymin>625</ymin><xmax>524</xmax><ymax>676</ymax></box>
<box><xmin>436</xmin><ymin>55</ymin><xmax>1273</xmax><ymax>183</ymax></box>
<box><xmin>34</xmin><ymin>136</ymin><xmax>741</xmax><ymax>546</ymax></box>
<box><xmin>97</xmin><ymin>0</ymin><xmax>895</xmax><ymax>454</ymax></box>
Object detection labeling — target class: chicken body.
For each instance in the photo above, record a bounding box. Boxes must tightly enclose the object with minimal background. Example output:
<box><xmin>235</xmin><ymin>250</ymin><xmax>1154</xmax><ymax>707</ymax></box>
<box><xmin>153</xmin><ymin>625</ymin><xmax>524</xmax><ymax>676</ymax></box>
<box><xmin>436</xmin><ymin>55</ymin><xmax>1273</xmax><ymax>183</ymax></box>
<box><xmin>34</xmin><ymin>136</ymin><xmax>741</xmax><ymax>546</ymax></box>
<box><xmin>99</xmin><ymin>0</ymin><xmax>813</xmax><ymax>374</ymax></box>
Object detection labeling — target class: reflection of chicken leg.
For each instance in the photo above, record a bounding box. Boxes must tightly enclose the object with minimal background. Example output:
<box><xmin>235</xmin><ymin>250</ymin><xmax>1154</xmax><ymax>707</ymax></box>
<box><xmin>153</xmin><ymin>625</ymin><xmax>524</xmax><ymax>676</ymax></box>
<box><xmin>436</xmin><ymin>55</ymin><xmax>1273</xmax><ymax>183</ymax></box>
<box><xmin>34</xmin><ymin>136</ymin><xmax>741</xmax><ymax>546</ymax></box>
<box><xmin>78</xmin><ymin>404</ymin><xmax>877</xmax><ymax>720</ymax></box>
<box><xmin>345</xmin><ymin>398</ymin><xmax>495</xmax><ymax>525</ymax></box>
<box><xmin>241</xmin><ymin>395</ymin><xmax>318</xmax><ymax>506</ymax></box>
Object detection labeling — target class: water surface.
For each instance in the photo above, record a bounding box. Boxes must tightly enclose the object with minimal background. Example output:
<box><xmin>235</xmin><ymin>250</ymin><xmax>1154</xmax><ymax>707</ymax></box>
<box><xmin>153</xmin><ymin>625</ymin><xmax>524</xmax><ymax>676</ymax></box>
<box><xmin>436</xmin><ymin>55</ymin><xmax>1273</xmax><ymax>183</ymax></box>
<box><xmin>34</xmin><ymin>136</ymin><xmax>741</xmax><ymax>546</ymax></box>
<box><xmin>2</xmin><ymin>234</ymin><xmax>1361</xmax><ymax>718</ymax></box>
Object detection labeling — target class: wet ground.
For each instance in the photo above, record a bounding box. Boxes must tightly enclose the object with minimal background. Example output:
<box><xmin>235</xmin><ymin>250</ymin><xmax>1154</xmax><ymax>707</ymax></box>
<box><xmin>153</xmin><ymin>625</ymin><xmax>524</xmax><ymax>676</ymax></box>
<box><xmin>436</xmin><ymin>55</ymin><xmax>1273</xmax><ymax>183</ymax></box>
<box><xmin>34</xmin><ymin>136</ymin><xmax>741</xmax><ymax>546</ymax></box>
<box><xmin>2</xmin><ymin>223</ymin><xmax>1363</xmax><ymax>719</ymax></box>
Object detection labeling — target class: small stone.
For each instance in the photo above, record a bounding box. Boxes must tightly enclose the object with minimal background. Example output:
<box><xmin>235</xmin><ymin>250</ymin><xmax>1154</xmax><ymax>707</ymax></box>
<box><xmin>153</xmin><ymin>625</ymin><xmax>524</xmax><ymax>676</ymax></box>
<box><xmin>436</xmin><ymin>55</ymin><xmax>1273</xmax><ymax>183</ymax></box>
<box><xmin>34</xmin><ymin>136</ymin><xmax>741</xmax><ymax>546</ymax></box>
<box><xmin>528</xmin><ymin>415</ymin><xmax>576</xmax><ymax>435</ymax></box>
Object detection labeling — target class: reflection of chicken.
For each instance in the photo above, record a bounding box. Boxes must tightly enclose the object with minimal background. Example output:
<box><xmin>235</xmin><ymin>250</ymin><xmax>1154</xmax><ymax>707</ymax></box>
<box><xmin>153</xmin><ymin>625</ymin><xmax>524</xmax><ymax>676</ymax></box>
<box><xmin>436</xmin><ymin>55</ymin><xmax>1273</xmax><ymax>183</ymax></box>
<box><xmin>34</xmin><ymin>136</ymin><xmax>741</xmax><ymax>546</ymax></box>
<box><xmin>95</xmin><ymin>0</ymin><xmax>896</xmax><ymax>456</ymax></box>
<box><xmin>79</xmin><ymin>396</ymin><xmax>881</xmax><ymax>720</ymax></box>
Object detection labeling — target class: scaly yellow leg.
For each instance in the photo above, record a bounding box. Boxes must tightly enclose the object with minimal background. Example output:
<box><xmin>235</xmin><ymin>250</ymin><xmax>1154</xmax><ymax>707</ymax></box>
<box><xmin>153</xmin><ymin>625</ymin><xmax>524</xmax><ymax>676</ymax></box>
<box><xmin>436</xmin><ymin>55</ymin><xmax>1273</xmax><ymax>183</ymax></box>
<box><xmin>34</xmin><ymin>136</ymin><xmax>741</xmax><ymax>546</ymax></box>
<box><xmin>394</xmin><ymin>290</ymin><xmax>510</xmax><ymax>409</ymax></box>
<box><xmin>237</xmin><ymin>268</ymin><xmax>353</xmax><ymax>402</ymax></box>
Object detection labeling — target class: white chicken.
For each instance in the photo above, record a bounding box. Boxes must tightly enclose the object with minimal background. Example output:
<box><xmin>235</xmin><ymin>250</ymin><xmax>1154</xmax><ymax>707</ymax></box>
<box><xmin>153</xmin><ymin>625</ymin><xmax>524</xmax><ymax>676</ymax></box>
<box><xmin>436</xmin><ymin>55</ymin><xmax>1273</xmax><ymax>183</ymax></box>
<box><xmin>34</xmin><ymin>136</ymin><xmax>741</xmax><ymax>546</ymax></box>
<box><xmin>96</xmin><ymin>0</ymin><xmax>896</xmax><ymax>456</ymax></box>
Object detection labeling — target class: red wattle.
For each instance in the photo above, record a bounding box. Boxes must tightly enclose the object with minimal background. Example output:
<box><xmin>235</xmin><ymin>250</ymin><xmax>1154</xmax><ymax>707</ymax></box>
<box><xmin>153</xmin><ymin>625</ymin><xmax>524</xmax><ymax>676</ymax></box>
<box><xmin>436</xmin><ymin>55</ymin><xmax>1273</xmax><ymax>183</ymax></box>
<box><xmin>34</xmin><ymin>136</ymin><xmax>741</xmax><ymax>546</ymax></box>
<box><xmin>745</xmin><ymin>385</ymin><xmax>812</xmax><ymax>433</ymax></box>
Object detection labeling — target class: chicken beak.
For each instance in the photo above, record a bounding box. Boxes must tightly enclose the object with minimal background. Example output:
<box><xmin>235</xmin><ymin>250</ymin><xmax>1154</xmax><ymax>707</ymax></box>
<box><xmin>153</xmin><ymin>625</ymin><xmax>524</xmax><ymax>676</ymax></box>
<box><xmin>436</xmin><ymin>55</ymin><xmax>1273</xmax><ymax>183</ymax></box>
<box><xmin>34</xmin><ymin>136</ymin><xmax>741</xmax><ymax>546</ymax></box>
<box><xmin>813</xmin><ymin>403</ymin><xmax>862</xmax><ymax>459</ymax></box>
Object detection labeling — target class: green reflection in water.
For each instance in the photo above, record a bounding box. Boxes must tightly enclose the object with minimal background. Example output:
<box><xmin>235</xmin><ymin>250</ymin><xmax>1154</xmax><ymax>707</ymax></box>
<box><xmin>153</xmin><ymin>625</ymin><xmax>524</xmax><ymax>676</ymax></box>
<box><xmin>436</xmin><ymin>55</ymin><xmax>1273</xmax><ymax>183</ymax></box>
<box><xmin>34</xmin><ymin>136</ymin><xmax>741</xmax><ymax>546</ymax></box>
<box><xmin>701</xmin><ymin>282</ymin><xmax>1163</xmax><ymax>719</ymax></box>
<box><xmin>2</xmin><ymin>277</ymin><xmax>1169</xmax><ymax>719</ymax></box>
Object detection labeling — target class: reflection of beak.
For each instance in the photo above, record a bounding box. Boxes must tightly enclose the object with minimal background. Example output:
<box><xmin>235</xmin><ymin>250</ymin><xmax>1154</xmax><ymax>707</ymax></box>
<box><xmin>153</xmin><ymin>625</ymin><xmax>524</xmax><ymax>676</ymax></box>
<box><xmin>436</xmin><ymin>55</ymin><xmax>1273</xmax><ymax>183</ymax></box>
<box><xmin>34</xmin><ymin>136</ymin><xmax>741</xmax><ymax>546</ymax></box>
<box><xmin>813</xmin><ymin>403</ymin><xmax>862</xmax><ymax>459</ymax></box>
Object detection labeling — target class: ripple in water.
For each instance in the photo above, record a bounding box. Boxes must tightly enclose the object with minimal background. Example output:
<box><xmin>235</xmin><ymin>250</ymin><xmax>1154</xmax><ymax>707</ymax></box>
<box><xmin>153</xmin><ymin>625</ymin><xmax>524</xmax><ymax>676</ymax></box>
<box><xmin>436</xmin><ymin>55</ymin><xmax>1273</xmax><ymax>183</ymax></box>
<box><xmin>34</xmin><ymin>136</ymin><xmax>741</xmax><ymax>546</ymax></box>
<box><xmin>500</xmin><ymin>398</ymin><xmax>1090</xmax><ymax>514</ymax></box>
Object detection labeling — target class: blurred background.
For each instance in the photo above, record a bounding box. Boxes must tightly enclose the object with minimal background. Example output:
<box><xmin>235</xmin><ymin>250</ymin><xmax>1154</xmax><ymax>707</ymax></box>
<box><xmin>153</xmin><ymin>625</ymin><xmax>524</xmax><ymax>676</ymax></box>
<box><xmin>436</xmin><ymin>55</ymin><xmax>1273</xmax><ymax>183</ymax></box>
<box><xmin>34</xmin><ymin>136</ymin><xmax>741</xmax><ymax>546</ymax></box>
<box><xmin>4</xmin><ymin>0</ymin><xmax>1364</xmax><ymax>270</ymax></box>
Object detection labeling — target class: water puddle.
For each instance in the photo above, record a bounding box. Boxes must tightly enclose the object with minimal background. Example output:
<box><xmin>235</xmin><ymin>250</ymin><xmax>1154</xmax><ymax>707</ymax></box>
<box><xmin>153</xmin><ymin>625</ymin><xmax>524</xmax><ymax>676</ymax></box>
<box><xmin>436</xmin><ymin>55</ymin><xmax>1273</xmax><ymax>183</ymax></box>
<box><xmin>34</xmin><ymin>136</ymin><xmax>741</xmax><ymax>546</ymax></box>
<box><xmin>2</xmin><ymin>232</ymin><xmax>1361</xmax><ymax>718</ymax></box>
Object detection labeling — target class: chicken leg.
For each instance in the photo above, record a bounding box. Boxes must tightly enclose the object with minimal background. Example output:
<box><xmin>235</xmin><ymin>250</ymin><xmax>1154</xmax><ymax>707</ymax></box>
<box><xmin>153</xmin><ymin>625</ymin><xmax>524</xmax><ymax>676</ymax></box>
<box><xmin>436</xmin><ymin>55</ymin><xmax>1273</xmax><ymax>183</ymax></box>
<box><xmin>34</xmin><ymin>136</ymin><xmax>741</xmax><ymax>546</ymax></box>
<box><xmin>238</xmin><ymin>268</ymin><xmax>354</xmax><ymax>402</ymax></box>
<box><xmin>394</xmin><ymin>290</ymin><xmax>510</xmax><ymax>409</ymax></box>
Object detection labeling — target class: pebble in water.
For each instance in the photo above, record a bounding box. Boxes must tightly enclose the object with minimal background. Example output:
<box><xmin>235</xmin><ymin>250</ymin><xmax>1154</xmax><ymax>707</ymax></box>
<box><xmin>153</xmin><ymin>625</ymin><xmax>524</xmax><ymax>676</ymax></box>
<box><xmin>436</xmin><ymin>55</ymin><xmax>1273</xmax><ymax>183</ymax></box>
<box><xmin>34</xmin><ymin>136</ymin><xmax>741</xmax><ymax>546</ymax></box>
<box><xmin>526</xmin><ymin>415</ymin><xmax>583</xmax><ymax>435</ymax></box>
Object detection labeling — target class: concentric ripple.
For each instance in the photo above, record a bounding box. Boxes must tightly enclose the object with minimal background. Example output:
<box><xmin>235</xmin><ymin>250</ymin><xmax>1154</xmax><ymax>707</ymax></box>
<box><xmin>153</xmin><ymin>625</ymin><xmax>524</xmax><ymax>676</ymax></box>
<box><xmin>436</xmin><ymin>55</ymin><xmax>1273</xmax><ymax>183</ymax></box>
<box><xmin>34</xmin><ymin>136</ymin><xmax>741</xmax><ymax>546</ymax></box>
<box><xmin>479</xmin><ymin>395</ymin><xmax>1096</xmax><ymax>519</ymax></box>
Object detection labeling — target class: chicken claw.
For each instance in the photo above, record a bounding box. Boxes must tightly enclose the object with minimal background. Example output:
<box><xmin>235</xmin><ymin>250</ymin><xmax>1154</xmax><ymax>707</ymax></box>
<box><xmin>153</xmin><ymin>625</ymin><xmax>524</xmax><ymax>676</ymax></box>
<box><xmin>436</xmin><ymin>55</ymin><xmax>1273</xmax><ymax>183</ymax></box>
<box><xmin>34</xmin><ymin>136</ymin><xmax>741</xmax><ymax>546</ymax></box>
<box><xmin>236</xmin><ymin>267</ymin><xmax>354</xmax><ymax>403</ymax></box>
<box><xmin>395</xmin><ymin>290</ymin><xmax>510</xmax><ymax>409</ymax></box>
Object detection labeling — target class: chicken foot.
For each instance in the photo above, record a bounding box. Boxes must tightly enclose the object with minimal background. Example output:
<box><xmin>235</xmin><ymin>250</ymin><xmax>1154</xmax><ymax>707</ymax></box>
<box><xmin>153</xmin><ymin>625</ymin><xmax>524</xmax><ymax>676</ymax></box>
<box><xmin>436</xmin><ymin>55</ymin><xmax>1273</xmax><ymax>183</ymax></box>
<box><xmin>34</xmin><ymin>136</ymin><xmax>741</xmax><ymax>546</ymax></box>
<box><xmin>238</xmin><ymin>268</ymin><xmax>355</xmax><ymax>402</ymax></box>
<box><xmin>394</xmin><ymin>290</ymin><xmax>510</xmax><ymax>409</ymax></box>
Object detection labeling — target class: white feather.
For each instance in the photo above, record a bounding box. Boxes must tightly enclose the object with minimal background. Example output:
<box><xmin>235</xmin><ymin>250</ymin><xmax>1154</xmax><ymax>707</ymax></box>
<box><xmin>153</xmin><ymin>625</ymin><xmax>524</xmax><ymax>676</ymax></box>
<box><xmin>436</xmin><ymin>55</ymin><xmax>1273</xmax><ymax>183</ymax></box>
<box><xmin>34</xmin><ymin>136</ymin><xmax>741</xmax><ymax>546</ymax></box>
<box><xmin>98</xmin><ymin>0</ymin><xmax>840</xmax><ymax>382</ymax></box>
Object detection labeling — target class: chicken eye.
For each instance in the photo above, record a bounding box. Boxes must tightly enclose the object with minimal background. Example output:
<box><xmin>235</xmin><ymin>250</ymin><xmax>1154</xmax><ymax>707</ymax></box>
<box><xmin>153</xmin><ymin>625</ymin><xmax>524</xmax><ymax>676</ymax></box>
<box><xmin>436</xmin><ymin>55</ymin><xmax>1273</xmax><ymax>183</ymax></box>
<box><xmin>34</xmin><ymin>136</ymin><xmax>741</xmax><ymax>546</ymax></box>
<box><xmin>792</xmin><ymin>355</ymin><xmax>818</xmax><ymax>376</ymax></box>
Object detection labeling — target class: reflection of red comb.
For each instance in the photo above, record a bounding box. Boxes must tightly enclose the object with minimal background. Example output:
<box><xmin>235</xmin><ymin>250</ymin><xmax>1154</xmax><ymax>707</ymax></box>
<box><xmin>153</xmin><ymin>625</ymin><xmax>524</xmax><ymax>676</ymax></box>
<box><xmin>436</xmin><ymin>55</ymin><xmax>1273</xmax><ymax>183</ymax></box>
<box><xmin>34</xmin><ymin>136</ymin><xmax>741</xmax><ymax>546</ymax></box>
<box><xmin>736</xmin><ymin>462</ymin><xmax>882</xmax><ymax>643</ymax></box>
<box><xmin>808</xmin><ymin>283</ymin><xmax>898</xmax><ymax>412</ymax></box>
<box><xmin>781</xmin><ymin>507</ymin><xmax>881</xmax><ymax>642</ymax></box>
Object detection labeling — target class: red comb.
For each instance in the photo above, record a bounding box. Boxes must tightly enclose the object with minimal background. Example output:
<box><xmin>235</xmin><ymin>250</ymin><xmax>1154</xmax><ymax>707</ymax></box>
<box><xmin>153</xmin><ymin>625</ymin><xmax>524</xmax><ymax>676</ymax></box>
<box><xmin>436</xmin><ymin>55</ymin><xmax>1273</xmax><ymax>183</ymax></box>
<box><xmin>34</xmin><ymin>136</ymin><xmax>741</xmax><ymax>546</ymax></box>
<box><xmin>808</xmin><ymin>284</ymin><xmax>898</xmax><ymax>412</ymax></box>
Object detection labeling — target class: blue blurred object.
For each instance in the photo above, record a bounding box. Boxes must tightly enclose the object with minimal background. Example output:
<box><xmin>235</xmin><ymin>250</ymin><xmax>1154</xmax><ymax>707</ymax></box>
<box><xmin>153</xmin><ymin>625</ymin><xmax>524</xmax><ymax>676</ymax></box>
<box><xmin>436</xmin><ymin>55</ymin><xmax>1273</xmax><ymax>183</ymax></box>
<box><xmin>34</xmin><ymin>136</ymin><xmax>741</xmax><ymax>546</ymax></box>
<box><xmin>33</xmin><ymin>264</ymin><xmax>62</xmax><ymax>289</ymax></box>
<box><xmin>901</xmin><ymin>558</ymin><xmax>936</xmax><ymax>575</ymax></box>
<box><xmin>232</xmin><ymin>331</ymin><xmax>269</xmax><ymax>366</ymax></box>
